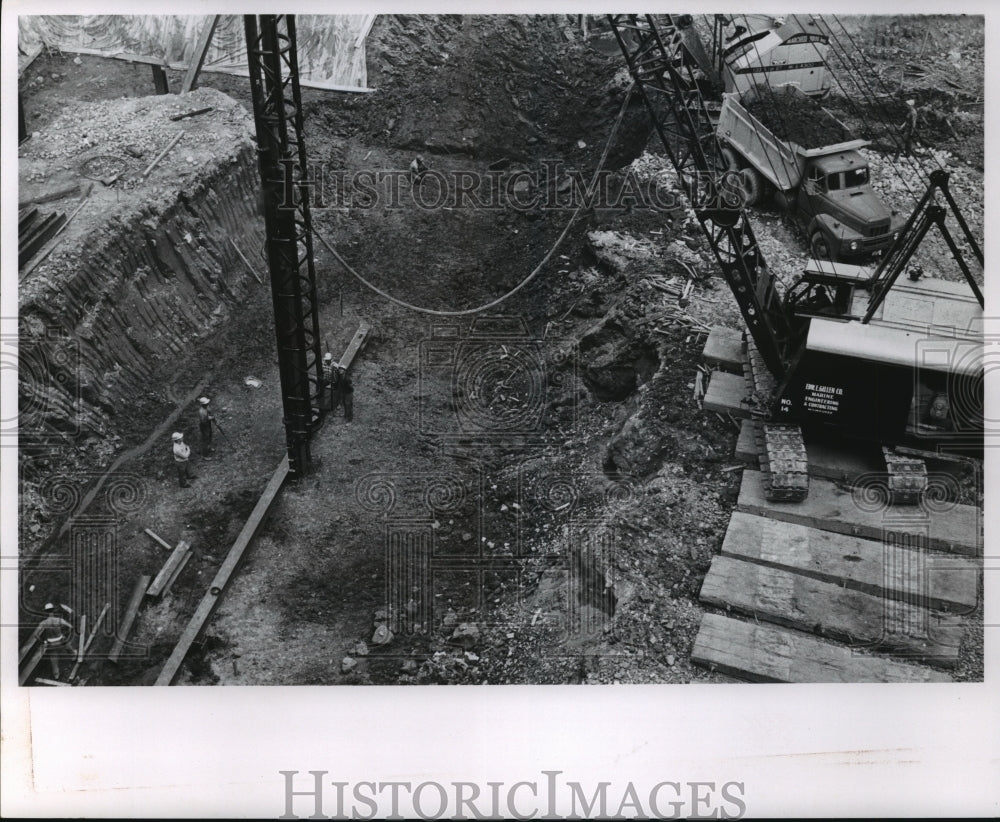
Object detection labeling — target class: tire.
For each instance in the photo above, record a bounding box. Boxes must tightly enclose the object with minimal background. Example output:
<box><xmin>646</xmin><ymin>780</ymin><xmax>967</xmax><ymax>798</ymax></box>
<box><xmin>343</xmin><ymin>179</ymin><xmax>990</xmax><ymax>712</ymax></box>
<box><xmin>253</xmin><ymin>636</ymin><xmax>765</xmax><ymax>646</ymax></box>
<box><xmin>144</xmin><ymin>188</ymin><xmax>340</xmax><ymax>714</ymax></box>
<box><xmin>719</xmin><ymin>146</ymin><xmax>768</xmax><ymax>207</ymax></box>
<box><xmin>810</xmin><ymin>230</ymin><xmax>832</xmax><ymax>261</ymax></box>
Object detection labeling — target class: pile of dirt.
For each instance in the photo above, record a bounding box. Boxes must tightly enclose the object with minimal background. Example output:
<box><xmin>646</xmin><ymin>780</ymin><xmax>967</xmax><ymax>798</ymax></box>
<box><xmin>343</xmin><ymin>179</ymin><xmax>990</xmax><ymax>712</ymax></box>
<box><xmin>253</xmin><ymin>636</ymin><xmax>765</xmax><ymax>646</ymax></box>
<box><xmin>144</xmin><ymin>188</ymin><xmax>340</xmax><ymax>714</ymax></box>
<box><xmin>743</xmin><ymin>85</ymin><xmax>851</xmax><ymax>148</ymax></box>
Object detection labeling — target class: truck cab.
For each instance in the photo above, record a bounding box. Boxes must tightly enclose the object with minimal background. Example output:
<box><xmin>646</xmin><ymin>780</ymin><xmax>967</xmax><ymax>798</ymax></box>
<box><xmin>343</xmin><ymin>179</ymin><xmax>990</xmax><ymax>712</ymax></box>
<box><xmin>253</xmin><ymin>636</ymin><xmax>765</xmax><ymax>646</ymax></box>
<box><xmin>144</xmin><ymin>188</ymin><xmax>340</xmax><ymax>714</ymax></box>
<box><xmin>798</xmin><ymin>152</ymin><xmax>904</xmax><ymax>260</ymax></box>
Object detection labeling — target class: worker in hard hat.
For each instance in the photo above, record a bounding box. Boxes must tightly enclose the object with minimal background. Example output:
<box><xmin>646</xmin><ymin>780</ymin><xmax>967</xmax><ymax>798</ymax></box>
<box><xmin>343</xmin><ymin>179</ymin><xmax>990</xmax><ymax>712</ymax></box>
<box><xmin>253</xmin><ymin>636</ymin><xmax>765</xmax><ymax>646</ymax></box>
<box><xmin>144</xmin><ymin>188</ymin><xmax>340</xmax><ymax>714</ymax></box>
<box><xmin>319</xmin><ymin>353</ymin><xmax>334</xmax><ymax>413</ymax></box>
<box><xmin>331</xmin><ymin>363</ymin><xmax>354</xmax><ymax>422</ymax></box>
<box><xmin>171</xmin><ymin>431</ymin><xmax>196</xmax><ymax>488</ymax></box>
<box><xmin>410</xmin><ymin>154</ymin><xmax>427</xmax><ymax>184</ymax></box>
<box><xmin>38</xmin><ymin>603</ymin><xmax>74</xmax><ymax>680</ymax></box>
<box><xmin>197</xmin><ymin>396</ymin><xmax>215</xmax><ymax>459</ymax></box>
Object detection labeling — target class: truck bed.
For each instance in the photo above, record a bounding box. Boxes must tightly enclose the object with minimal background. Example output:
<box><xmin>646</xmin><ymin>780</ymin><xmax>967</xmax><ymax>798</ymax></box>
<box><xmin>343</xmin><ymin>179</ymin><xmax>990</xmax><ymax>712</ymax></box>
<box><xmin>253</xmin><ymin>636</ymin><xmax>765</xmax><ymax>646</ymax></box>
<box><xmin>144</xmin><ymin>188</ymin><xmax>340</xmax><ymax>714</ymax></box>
<box><xmin>717</xmin><ymin>86</ymin><xmax>867</xmax><ymax>191</ymax></box>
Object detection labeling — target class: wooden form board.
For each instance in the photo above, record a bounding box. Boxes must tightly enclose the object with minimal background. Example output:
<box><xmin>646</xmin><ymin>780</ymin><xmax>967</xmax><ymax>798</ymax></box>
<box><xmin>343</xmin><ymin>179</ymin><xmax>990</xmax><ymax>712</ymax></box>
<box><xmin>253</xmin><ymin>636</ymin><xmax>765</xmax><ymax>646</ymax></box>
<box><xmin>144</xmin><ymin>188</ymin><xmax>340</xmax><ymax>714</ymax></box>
<box><xmin>702</xmin><ymin>326</ymin><xmax>744</xmax><ymax>373</ymax></box>
<box><xmin>147</xmin><ymin>541</ymin><xmax>191</xmax><ymax>598</ymax></box>
<box><xmin>703</xmin><ymin>371</ymin><xmax>750</xmax><ymax>417</ymax></box>
<box><xmin>338</xmin><ymin>321</ymin><xmax>372</xmax><ymax>371</ymax></box>
<box><xmin>723</xmin><ymin>512</ymin><xmax>980</xmax><ymax>613</ymax></box>
<box><xmin>699</xmin><ymin>555</ymin><xmax>963</xmax><ymax>666</ymax></box>
<box><xmin>737</xmin><ymin>469</ymin><xmax>981</xmax><ymax>557</ymax></box>
<box><xmin>109</xmin><ymin>575</ymin><xmax>152</xmax><ymax>663</ymax></box>
<box><xmin>692</xmin><ymin>613</ymin><xmax>952</xmax><ymax>683</ymax></box>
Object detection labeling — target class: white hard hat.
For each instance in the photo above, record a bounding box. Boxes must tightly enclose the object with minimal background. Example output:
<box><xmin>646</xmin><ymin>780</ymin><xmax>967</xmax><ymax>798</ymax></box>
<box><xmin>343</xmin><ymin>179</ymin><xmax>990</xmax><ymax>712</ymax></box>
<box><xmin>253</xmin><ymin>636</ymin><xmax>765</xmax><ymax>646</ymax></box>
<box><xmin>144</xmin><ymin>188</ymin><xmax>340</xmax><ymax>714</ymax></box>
<box><xmin>906</xmin><ymin>98</ymin><xmax>916</xmax><ymax>106</ymax></box>
<box><xmin>198</xmin><ymin>396</ymin><xmax>210</xmax><ymax>405</ymax></box>
<box><xmin>324</xmin><ymin>353</ymin><xmax>333</xmax><ymax>362</ymax></box>
<box><xmin>44</xmin><ymin>602</ymin><xmax>54</xmax><ymax>611</ymax></box>
<box><xmin>172</xmin><ymin>432</ymin><xmax>183</xmax><ymax>441</ymax></box>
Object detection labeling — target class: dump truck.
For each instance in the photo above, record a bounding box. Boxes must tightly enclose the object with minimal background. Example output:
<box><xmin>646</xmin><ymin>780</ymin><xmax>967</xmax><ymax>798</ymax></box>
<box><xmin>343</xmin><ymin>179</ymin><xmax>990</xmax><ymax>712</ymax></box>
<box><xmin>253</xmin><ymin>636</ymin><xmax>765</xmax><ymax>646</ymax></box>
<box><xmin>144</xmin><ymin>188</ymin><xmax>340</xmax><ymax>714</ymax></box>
<box><xmin>715</xmin><ymin>84</ymin><xmax>904</xmax><ymax>261</ymax></box>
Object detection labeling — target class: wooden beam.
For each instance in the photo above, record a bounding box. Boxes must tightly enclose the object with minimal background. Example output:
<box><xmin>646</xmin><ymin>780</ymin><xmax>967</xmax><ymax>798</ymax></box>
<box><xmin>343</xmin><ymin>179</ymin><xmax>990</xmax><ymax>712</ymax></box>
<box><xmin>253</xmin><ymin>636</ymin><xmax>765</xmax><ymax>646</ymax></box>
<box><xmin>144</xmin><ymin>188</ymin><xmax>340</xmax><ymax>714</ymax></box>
<box><xmin>155</xmin><ymin>459</ymin><xmax>288</xmax><ymax>685</ymax></box>
<box><xmin>180</xmin><ymin>15</ymin><xmax>219</xmax><ymax>94</ymax></box>
<box><xmin>692</xmin><ymin>613</ymin><xmax>952</xmax><ymax>683</ymax></box>
<box><xmin>737</xmin><ymin>469</ymin><xmax>982</xmax><ymax>556</ymax></box>
<box><xmin>69</xmin><ymin>603</ymin><xmax>109</xmax><ymax>681</ymax></box>
<box><xmin>141</xmin><ymin>132</ymin><xmax>184</xmax><ymax>179</ymax></box>
<box><xmin>230</xmin><ymin>238</ymin><xmax>263</xmax><ymax>284</ymax></box>
<box><xmin>702</xmin><ymin>326</ymin><xmax>744</xmax><ymax>373</ymax></box>
<box><xmin>699</xmin><ymin>555</ymin><xmax>963</xmax><ymax>666</ymax></box>
<box><xmin>148</xmin><ymin>541</ymin><xmax>191</xmax><ymax>598</ymax></box>
<box><xmin>722</xmin><ymin>512</ymin><xmax>980</xmax><ymax>613</ymax></box>
<box><xmin>338</xmin><ymin>322</ymin><xmax>372</xmax><ymax>371</ymax></box>
<box><xmin>702</xmin><ymin>371</ymin><xmax>751</xmax><ymax>417</ymax></box>
<box><xmin>109</xmin><ymin>575</ymin><xmax>152</xmax><ymax>663</ymax></box>
<box><xmin>34</xmin><ymin>677</ymin><xmax>72</xmax><ymax>687</ymax></box>
<box><xmin>18</xmin><ymin>627</ymin><xmax>43</xmax><ymax>665</ymax></box>
<box><xmin>162</xmin><ymin>551</ymin><xmax>192</xmax><ymax>598</ymax></box>
<box><xmin>144</xmin><ymin>528</ymin><xmax>173</xmax><ymax>551</ymax></box>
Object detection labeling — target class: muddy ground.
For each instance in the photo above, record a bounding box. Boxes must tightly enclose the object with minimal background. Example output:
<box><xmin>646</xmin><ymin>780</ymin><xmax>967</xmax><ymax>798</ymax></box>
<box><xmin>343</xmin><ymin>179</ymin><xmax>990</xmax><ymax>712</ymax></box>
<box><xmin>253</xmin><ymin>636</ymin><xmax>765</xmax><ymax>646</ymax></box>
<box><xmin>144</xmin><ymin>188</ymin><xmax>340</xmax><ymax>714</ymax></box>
<box><xmin>18</xmin><ymin>14</ymin><xmax>984</xmax><ymax>686</ymax></box>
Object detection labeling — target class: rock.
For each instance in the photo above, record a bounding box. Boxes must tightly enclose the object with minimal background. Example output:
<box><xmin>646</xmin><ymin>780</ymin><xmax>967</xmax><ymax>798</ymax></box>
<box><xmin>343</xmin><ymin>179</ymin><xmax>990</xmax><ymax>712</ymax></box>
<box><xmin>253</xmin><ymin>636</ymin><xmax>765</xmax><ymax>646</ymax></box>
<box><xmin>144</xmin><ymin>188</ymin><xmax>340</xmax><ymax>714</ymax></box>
<box><xmin>577</xmin><ymin>140</ymin><xmax>587</xmax><ymax>149</ymax></box>
<box><xmin>73</xmin><ymin>56</ymin><xmax>82</xmax><ymax>65</ymax></box>
<box><xmin>604</xmin><ymin>410</ymin><xmax>677</xmax><ymax>477</ymax></box>
<box><xmin>341</xmin><ymin>656</ymin><xmax>357</xmax><ymax>673</ymax></box>
<box><xmin>401</xmin><ymin>658</ymin><xmax>418</xmax><ymax>673</ymax></box>
<box><xmin>667</xmin><ymin>654</ymin><xmax>675</xmax><ymax>666</ymax></box>
<box><xmin>449</xmin><ymin>622</ymin><xmax>480</xmax><ymax>649</ymax></box>
<box><xmin>371</xmin><ymin>623</ymin><xmax>393</xmax><ymax>646</ymax></box>
<box><xmin>442</xmin><ymin>608</ymin><xmax>458</xmax><ymax>629</ymax></box>
<box><xmin>462</xmin><ymin>532</ymin><xmax>472</xmax><ymax>542</ymax></box>
<box><xmin>353</xmin><ymin>642</ymin><xmax>369</xmax><ymax>657</ymax></box>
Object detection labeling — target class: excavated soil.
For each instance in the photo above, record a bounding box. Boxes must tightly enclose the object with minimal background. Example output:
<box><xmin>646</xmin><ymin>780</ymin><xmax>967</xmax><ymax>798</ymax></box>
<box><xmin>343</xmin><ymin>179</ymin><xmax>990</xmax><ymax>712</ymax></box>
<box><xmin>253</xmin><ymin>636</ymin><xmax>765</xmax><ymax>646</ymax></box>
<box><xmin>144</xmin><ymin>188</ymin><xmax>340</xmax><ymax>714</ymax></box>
<box><xmin>17</xmin><ymin>13</ymin><xmax>984</xmax><ymax>686</ymax></box>
<box><xmin>744</xmin><ymin>86</ymin><xmax>851</xmax><ymax>148</ymax></box>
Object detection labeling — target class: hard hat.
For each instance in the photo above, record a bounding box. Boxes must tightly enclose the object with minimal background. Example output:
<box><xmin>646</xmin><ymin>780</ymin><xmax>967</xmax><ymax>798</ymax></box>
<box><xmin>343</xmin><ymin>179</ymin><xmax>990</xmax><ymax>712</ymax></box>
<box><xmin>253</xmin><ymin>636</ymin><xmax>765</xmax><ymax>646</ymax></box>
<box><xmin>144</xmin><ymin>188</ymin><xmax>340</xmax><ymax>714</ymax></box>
<box><xmin>44</xmin><ymin>602</ymin><xmax>54</xmax><ymax>611</ymax></box>
<box><xmin>198</xmin><ymin>396</ymin><xmax>210</xmax><ymax>405</ymax></box>
<box><xmin>906</xmin><ymin>99</ymin><xmax>916</xmax><ymax>106</ymax></box>
<box><xmin>324</xmin><ymin>353</ymin><xmax>333</xmax><ymax>362</ymax></box>
<box><xmin>172</xmin><ymin>432</ymin><xmax>183</xmax><ymax>441</ymax></box>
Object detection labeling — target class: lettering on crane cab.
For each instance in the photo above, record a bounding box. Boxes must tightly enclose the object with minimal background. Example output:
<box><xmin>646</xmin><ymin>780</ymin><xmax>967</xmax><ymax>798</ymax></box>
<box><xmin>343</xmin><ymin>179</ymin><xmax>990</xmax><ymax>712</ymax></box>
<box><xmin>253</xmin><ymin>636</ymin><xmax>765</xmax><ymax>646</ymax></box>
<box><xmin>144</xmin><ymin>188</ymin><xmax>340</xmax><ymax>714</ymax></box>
<box><xmin>803</xmin><ymin>382</ymin><xmax>844</xmax><ymax>415</ymax></box>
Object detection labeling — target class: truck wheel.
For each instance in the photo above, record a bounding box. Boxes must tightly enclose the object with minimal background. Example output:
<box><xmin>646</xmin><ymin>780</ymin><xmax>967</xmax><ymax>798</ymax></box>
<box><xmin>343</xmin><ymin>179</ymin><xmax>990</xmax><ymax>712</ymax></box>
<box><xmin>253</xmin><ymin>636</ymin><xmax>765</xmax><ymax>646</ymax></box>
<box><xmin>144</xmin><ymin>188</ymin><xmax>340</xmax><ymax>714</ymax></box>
<box><xmin>741</xmin><ymin>167</ymin><xmax>768</xmax><ymax>207</ymax></box>
<box><xmin>810</xmin><ymin>231</ymin><xmax>832</xmax><ymax>260</ymax></box>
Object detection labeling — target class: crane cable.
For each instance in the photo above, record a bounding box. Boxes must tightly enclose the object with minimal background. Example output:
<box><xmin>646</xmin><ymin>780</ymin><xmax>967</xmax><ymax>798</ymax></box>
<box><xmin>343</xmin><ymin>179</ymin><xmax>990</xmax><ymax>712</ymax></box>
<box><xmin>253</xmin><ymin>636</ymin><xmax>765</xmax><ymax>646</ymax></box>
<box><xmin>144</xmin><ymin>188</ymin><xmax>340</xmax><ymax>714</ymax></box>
<box><xmin>817</xmin><ymin>15</ymin><xmax>932</xmax><ymax>199</ymax></box>
<box><xmin>310</xmin><ymin>85</ymin><xmax>635</xmax><ymax>318</ymax></box>
<box><xmin>829</xmin><ymin>14</ymin><xmax>948</xmax><ymax>180</ymax></box>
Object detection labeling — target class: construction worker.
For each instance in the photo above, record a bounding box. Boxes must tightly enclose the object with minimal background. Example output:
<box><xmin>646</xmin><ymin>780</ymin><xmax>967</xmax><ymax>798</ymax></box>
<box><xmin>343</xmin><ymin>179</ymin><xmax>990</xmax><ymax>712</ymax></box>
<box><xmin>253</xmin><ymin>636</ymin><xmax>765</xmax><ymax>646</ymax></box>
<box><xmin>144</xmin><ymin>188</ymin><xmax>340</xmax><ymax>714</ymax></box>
<box><xmin>331</xmin><ymin>363</ymin><xmax>354</xmax><ymax>422</ymax></box>
<box><xmin>197</xmin><ymin>396</ymin><xmax>215</xmax><ymax>458</ymax></box>
<box><xmin>409</xmin><ymin>155</ymin><xmax>427</xmax><ymax>184</ymax></box>
<box><xmin>38</xmin><ymin>603</ymin><xmax>74</xmax><ymax>680</ymax></box>
<box><xmin>172</xmin><ymin>431</ymin><xmax>196</xmax><ymax>487</ymax></box>
<box><xmin>319</xmin><ymin>353</ymin><xmax>334</xmax><ymax>412</ymax></box>
<box><xmin>901</xmin><ymin>98</ymin><xmax>919</xmax><ymax>155</ymax></box>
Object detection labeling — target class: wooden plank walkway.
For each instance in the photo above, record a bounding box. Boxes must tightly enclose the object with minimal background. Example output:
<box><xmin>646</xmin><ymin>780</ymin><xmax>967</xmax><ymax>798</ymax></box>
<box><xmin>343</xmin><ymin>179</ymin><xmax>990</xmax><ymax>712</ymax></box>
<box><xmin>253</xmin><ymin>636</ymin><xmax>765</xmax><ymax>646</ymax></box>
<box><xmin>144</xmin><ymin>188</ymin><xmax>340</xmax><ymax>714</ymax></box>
<box><xmin>700</xmin><ymin>555</ymin><xmax>963</xmax><ymax>666</ymax></box>
<box><xmin>703</xmin><ymin>371</ymin><xmax>750</xmax><ymax>417</ymax></box>
<box><xmin>702</xmin><ymin>326</ymin><xmax>743</xmax><ymax>373</ymax></box>
<box><xmin>737</xmin><ymin>469</ymin><xmax>981</xmax><ymax>556</ymax></box>
<box><xmin>722</xmin><ymin>512</ymin><xmax>979</xmax><ymax>613</ymax></box>
<box><xmin>109</xmin><ymin>575</ymin><xmax>152</xmax><ymax>663</ymax></box>
<box><xmin>692</xmin><ymin>613</ymin><xmax>953</xmax><ymax>683</ymax></box>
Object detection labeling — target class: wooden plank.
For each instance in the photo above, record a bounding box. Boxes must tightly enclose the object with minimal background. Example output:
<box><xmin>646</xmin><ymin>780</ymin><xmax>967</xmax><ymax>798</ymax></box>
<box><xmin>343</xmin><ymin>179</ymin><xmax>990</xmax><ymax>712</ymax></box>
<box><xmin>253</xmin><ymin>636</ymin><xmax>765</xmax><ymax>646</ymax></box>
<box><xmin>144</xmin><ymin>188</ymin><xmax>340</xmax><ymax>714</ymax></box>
<box><xmin>722</xmin><ymin>512</ymin><xmax>980</xmax><ymax>613</ymax></box>
<box><xmin>230</xmin><ymin>238</ymin><xmax>263</xmax><ymax>284</ymax></box>
<box><xmin>69</xmin><ymin>603</ymin><xmax>109</xmax><ymax>681</ymax></box>
<box><xmin>34</xmin><ymin>677</ymin><xmax>72</xmax><ymax>687</ymax></box>
<box><xmin>703</xmin><ymin>370</ymin><xmax>750</xmax><ymax>417</ymax></box>
<box><xmin>144</xmin><ymin>528</ymin><xmax>173</xmax><ymax>551</ymax></box>
<box><xmin>702</xmin><ymin>326</ymin><xmax>744</xmax><ymax>373</ymax></box>
<box><xmin>737</xmin><ymin>469</ymin><xmax>982</xmax><ymax>556</ymax></box>
<box><xmin>337</xmin><ymin>322</ymin><xmax>372</xmax><ymax>371</ymax></box>
<box><xmin>162</xmin><ymin>550</ymin><xmax>192</xmax><ymax>597</ymax></box>
<box><xmin>109</xmin><ymin>575</ymin><xmax>152</xmax><ymax>663</ymax></box>
<box><xmin>19</xmin><ymin>645</ymin><xmax>45</xmax><ymax>686</ymax></box>
<box><xmin>692</xmin><ymin>613</ymin><xmax>952</xmax><ymax>683</ymax></box>
<box><xmin>155</xmin><ymin>459</ymin><xmax>289</xmax><ymax>685</ymax></box>
<box><xmin>735</xmin><ymin>419</ymin><xmax>758</xmax><ymax>464</ymax></box>
<box><xmin>141</xmin><ymin>132</ymin><xmax>184</xmax><ymax>179</ymax></box>
<box><xmin>180</xmin><ymin>15</ymin><xmax>219</xmax><ymax>94</ymax></box>
<box><xmin>18</xmin><ymin>627</ymin><xmax>43</xmax><ymax>665</ymax></box>
<box><xmin>151</xmin><ymin>64</ymin><xmax>170</xmax><ymax>95</ymax></box>
<box><xmin>699</xmin><ymin>555</ymin><xmax>963</xmax><ymax>666</ymax></box>
<box><xmin>147</xmin><ymin>540</ymin><xmax>191</xmax><ymax>598</ymax></box>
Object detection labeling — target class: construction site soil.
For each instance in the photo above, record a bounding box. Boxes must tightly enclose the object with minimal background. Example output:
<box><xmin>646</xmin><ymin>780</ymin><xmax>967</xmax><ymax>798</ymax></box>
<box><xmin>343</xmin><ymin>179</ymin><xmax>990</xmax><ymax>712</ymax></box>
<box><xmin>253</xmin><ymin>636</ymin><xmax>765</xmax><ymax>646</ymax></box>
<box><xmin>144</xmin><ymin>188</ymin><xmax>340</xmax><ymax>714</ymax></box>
<box><xmin>18</xmin><ymin>14</ymin><xmax>984</xmax><ymax>686</ymax></box>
